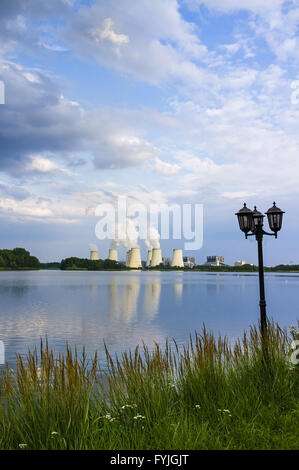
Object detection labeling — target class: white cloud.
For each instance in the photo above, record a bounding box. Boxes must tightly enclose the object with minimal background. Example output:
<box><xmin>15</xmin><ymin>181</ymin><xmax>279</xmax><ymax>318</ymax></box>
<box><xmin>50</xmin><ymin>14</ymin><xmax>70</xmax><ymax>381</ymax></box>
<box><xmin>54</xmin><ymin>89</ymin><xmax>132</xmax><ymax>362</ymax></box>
<box><xmin>90</xmin><ymin>18</ymin><xmax>129</xmax><ymax>45</ymax></box>
<box><xmin>195</xmin><ymin>0</ymin><xmax>285</xmax><ymax>14</ymax></box>
<box><xmin>23</xmin><ymin>72</ymin><xmax>40</xmax><ymax>83</ymax></box>
<box><xmin>0</xmin><ymin>60</ymin><xmax>160</xmax><ymax>174</ymax></box>
<box><xmin>62</xmin><ymin>0</ymin><xmax>209</xmax><ymax>86</ymax></box>
<box><xmin>26</xmin><ymin>155</ymin><xmax>66</xmax><ymax>174</ymax></box>
<box><xmin>151</xmin><ymin>157</ymin><xmax>180</xmax><ymax>176</ymax></box>
<box><xmin>0</xmin><ymin>0</ymin><xmax>298</xmax><ymax>227</ymax></box>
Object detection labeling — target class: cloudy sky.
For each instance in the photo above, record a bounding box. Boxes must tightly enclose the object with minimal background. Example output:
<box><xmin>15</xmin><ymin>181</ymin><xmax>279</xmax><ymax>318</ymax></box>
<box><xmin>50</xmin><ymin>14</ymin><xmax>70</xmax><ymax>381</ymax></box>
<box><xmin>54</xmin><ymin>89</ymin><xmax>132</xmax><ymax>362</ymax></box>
<box><xmin>0</xmin><ymin>0</ymin><xmax>298</xmax><ymax>265</ymax></box>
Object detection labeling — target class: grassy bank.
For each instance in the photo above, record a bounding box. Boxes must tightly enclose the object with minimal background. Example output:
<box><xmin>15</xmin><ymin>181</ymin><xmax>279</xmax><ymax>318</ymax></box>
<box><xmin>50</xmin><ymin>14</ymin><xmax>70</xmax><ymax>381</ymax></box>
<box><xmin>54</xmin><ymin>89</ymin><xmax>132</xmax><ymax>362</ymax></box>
<box><xmin>0</xmin><ymin>323</ymin><xmax>298</xmax><ymax>450</ymax></box>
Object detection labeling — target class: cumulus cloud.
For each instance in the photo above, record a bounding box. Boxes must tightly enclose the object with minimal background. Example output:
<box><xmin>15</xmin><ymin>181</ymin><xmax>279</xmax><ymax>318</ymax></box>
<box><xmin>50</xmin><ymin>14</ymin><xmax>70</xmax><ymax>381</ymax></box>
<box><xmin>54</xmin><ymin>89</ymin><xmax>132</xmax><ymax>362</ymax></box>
<box><xmin>0</xmin><ymin>183</ymin><xmax>31</xmax><ymax>201</ymax></box>
<box><xmin>62</xmin><ymin>0</ymin><xmax>209</xmax><ymax>86</ymax></box>
<box><xmin>0</xmin><ymin>60</ymin><xmax>159</xmax><ymax>176</ymax></box>
<box><xmin>0</xmin><ymin>0</ymin><xmax>73</xmax><ymax>54</ymax></box>
<box><xmin>90</xmin><ymin>18</ymin><xmax>129</xmax><ymax>45</ymax></box>
<box><xmin>151</xmin><ymin>158</ymin><xmax>180</xmax><ymax>176</ymax></box>
<box><xmin>25</xmin><ymin>155</ymin><xmax>69</xmax><ymax>175</ymax></box>
<box><xmin>0</xmin><ymin>0</ymin><xmax>298</xmax><ymax>230</ymax></box>
<box><xmin>192</xmin><ymin>0</ymin><xmax>286</xmax><ymax>14</ymax></box>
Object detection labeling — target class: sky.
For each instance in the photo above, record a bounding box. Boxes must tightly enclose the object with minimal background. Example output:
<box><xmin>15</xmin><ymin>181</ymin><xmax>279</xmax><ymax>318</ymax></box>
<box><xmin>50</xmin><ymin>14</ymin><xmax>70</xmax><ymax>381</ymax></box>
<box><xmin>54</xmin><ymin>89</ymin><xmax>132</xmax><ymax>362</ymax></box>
<box><xmin>0</xmin><ymin>0</ymin><xmax>299</xmax><ymax>265</ymax></box>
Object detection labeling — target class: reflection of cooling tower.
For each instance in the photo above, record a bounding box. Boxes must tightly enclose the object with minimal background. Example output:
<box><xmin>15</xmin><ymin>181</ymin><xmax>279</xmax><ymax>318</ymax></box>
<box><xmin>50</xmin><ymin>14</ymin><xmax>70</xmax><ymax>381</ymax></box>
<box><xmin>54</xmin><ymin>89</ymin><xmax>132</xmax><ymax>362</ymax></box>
<box><xmin>128</xmin><ymin>248</ymin><xmax>142</xmax><ymax>268</ymax></box>
<box><xmin>123</xmin><ymin>282</ymin><xmax>140</xmax><ymax>322</ymax></box>
<box><xmin>173</xmin><ymin>283</ymin><xmax>183</xmax><ymax>299</ymax></box>
<box><xmin>90</xmin><ymin>250</ymin><xmax>99</xmax><ymax>260</ymax></box>
<box><xmin>109</xmin><ymin>282</ymin><xmax>121</xmax><ymax>319</ymax></box>
<box><xmin>171</xmin><ymin>249</ymin><xmax>184</xmax><ymax>267</ymax></box>
<box><xmin>108</xmin><ymin>249</ymin><xmax>118</xmax><ymax>262</ymax></box>
<box><xmin>146</xmin><ymin>250</ymin><xmax>152</xmax><ymax>267</ymax></box>
<box><xmin>151</xmin><ymin>248</ymin><xmax>162</xmax><ymax>267</ymax></box>
<box><xmin>143</xmin><ymin>282</ymin><xmax>161</xmax><ymax>321</ymax></box>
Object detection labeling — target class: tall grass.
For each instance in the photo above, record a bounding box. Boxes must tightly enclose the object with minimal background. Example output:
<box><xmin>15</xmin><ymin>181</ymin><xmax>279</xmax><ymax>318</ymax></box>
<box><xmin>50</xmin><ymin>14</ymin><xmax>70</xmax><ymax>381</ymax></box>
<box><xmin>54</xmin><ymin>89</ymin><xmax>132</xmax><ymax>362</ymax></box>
<box><xmin>0</xmin><ymin>322</ymin><xmax>298</xmax><ymax>450</ymax></box>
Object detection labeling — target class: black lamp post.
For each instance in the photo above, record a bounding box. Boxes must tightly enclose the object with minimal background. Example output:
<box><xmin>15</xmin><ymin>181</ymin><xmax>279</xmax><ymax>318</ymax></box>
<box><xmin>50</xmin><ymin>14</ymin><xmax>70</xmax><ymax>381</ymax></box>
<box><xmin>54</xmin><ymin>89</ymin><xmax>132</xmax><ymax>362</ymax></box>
<box><xmin>235</xmin><ymin>202</ymin><xmax>285</xmax><ymax>343</ymax></box>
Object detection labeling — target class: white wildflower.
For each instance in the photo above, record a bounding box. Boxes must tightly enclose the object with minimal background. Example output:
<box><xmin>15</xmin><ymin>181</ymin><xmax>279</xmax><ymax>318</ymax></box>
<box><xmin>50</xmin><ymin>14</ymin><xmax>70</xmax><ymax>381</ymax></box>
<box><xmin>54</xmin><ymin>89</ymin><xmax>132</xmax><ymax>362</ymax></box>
<box><xmin>19</xmin><ymin>444</ymin><xmax>27</xmax><ymax>449</ymax></box>
<box><xmin>121</xmin><ymin>405</ymin><xmax>134</xmax><ymax>410</ymax></box>
<box><xmin>218</xmin><ymin>408</ymin><xmax>232</xmax><ymax>417</ymax></box>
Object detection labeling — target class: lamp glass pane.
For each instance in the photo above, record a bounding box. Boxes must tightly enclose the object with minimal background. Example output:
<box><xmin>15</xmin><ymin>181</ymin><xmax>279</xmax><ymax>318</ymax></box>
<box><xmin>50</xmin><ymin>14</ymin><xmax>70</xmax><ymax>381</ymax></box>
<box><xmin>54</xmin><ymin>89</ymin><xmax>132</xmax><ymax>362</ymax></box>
<box><xmin>238</xmin><ymin>213</ymin><xmax>253</xmax><ymax>233</ymax></box>
<box><xmin>253</xmin><ymin>215</ymin><xmax>263</xmax><ymax>227</ymax></box>
<box><xmin>268</xmin><ymin>212</ymin><xmax>282</xmax><ymax>232</ymax></box>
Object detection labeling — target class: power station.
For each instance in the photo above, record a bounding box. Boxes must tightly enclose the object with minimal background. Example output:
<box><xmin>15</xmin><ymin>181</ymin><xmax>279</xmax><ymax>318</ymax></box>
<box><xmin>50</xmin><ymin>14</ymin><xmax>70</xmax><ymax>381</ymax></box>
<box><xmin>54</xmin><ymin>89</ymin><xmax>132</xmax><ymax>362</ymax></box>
<box><xmin>150</xmin><ymin>248</ymin><xmax>163</xmax><ymax>267</ymax></box>
<box><xmin>89</xmin><ymin>246</ymin><xmax>192</xmax><ymax>269</ymax></box>
<box><xmin>127</xmin><ymin>247</ymin><xmax>142</xmax><ymax>269</ymax></box>
<box><xmin>108</xmin><ymin>249</ymin><xmax>118</xmax><ymax>262</ymax></box>
<box><xmin>90</xmin><ymin>249</ymin><xmax>99</xmax><ymax>260</ymax></box>
<box><xmin>171</xmin><ymin>249</ymin><xmax>184</xmax><ymax>268</ymax></box>
<box><xmin>146</xmin><ymin>250</ymin><xmax>152</xmax><ymax>267</ymax></box>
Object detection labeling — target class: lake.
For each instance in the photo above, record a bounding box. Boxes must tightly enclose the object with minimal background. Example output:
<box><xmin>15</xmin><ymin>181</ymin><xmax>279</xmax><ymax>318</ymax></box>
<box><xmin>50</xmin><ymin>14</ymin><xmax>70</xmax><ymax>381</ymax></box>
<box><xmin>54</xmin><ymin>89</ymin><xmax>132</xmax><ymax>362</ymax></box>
<box><xmin>0</xmin><ymin>270</ymin><xmax>298</xmax><ymax>367</ymax></box>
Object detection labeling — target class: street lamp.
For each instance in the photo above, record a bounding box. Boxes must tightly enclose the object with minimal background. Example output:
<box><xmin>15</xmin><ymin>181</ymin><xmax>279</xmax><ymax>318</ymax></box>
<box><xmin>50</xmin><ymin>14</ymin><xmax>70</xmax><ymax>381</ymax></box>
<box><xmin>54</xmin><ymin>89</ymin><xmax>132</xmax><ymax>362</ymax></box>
<box><xmin>235</xmin><ymin>202</ymin><xmax>285</xmax><ymax>345</ymax></box>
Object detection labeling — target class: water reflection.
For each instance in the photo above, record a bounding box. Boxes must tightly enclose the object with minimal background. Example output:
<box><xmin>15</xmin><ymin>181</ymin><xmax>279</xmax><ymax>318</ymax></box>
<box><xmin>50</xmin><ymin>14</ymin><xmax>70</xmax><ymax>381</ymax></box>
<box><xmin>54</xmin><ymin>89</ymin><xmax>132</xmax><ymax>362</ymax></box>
<box><xmin>0</xmin><ymin>270</ymin><xmax>298</xmax><ymax>368</ymax></box>
<box><xmin>143</xmin><ymin>282</ymin><xmax>161</xmax><ymax>321</ymax></box>
<box><xmin>173</xmin><ymin>283</ymin><xmax>183</xmax><ymax>300</ymax></box>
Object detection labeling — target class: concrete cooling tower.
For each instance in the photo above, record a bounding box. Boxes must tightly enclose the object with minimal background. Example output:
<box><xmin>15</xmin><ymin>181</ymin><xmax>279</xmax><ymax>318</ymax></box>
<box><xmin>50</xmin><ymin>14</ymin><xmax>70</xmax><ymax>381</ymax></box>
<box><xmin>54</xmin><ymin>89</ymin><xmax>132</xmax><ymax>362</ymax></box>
<box><xmin>126</xmin><ymin>249</ymin><xmax>132</xmax><ymax>267</ymax></box>
<box><xmin>90</xmin><ymin>250</ymin><xmax>99</xmax><ymax>261</ymax></box>
<box><xmin>146</xmin><ymin>250</ymin><xmax>152</xmax><ymax>267</ymax></box>
<box><xmin>151</xmin><ymin>248</ymin><xmax>162</xmax><ymax>267</ymax></box>
<box><xmin>108</xmin><ymin>249</ymin><xmax>118</xmax><ymax>262</ymax></box>
<box><xmin>128</xmin><ymin>248</ymin><xmax>142</xmax><ymax>269</ymax></box>
<box><xmin>171</xmin><ymin>249</ymin><xmax>184</xmax><ymax>267</ymax></box>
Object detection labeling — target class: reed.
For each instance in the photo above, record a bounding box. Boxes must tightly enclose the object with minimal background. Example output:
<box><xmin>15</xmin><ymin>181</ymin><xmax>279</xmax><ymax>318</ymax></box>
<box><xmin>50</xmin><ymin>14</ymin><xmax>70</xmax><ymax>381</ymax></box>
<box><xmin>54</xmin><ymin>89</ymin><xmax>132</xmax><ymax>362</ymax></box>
<box><xmin>0</xmin><ymin>321</ymin><xmax>298</xmax><ymax>450</ymax></box>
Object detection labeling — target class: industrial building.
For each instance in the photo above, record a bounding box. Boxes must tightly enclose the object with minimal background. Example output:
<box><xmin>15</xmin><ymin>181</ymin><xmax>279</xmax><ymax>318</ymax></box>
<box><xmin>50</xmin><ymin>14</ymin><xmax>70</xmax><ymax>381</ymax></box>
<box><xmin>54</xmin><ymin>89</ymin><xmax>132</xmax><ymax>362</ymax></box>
<box><xmin>205</xmin><ymin>256</ymin><xmax>226</xmax><ymax>267</ymax></box>
<box><xmin>234</xmin><ymin>260</ymin><xmax>246</xmax><ymax>267</ymax></box>
<box><xmin>171</xmin><ymin>249</ymin><xmax>184</xmax><ymax>268</ymax></box>
<box><xmin>90</xmin><ymin>249</ymin><xmax>99</xmax><ymax>261</ymax></box>
<box><xmin>108</xmin><ymin>249</ymin><xmax>118</xmax><ymax>262</ymax></box>
<box><xmin>94</xmin><ymin>246</ymin><xmax>192</xmax><ymax>270</ymax></box>
<box><xmin>146</xmin><ymin>250</ymin><xmax>152</xmax><ymax>267</ymax></box>
<box><xmin>183</xmin><ymin>256</ymin><xmax>195</xmax><ymax>269</ymax></box>
<box><xmin>150</xmin><ymin>248</ymin><xmax>163</xmax><ymax>267</ymax></box>
<box><xmin>126</xmin><ymin>248</ymin><xmax>142</xmax><ymax>269</ymax></box>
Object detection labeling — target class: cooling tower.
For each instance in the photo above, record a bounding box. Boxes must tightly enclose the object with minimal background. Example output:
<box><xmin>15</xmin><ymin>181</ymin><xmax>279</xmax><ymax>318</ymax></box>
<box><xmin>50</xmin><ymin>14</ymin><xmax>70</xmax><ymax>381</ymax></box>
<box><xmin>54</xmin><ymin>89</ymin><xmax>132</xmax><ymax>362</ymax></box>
<box><xmin>90</xmin><ymin>250</ymin><xmax>99</xmax><ymax>261</ymax></box>
<box><xmin>171</xmin><ymin>249</ymin><xmax>184</xmax><ymax>268</ymax></box>
<box><xmin>146</xmin><ymin>250</ymin><xmax>152</xmax><ymax>267</ymax></box>
<box><xmin>128</xmin><ymin>247</ymin><xmax>142</xmax><ymax>269</ymax></box>
<box><xmin>108</xmin><ymin>249</ymin><xmax>118</xmax><ymax>262</ymax></box>
<box><xmin>126</xmin><ymin>249</ymin><xmax>132</xmax><ymax>267</ymax></box>
<box><xmin>150</xmin><ymin>248</ymin><xmax>162</xmax><ymax>267</ymax></box>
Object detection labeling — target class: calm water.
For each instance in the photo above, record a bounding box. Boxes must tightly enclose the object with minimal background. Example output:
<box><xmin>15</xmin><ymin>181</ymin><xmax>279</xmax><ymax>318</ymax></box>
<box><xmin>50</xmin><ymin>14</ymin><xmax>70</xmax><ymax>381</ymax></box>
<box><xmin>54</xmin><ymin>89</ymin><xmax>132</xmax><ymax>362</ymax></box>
<box><xmin>0</xmin><ymin>270</ymin><xmax>298</xmax><ymax>367</ymax></box>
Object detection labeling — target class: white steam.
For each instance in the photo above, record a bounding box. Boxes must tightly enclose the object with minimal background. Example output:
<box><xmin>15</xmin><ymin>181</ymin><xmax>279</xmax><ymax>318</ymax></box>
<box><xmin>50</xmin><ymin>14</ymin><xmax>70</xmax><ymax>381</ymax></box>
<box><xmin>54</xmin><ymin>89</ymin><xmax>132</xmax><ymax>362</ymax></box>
<box><xmin>88</xmin><ymin>243</ymin><xmax>98</xmax><ymax>252</ymax></box>
<box><xmin>109</xmin><ymin>219</ymin><xmax>161</xmax><ymax>251</ymax></box>
<box><xmin>145</xmin><ymin>225</ymin><xmax>160</xmax><ymax>250</ymax></box>
<box><xmin>110</xmin><ymin>218</ymin><xmax>139</xmax><ymax>251</ymax></box>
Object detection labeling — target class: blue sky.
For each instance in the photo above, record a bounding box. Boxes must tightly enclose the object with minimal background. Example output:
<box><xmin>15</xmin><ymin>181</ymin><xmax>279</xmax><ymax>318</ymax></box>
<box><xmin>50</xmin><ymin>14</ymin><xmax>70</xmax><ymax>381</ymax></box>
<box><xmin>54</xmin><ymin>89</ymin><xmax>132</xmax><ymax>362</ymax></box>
<box><xmin>0</xmin><ymin>0</ymin><xmax>299</xmax><ymax>265</ymax></box>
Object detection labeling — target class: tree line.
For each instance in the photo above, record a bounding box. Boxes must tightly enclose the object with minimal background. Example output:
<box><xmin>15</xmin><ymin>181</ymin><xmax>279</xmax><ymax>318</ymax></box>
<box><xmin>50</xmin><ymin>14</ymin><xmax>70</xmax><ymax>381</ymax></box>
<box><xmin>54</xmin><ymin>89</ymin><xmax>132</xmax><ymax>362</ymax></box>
<box><xmin>0</xmin><ymin>248</ymin><xmax>40</xmax><ymax>269</ymax></box>
<box><xmin>60</xmin><ymin>257</ymin><xmax>127</xmax><ymax>271</ymax></box>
